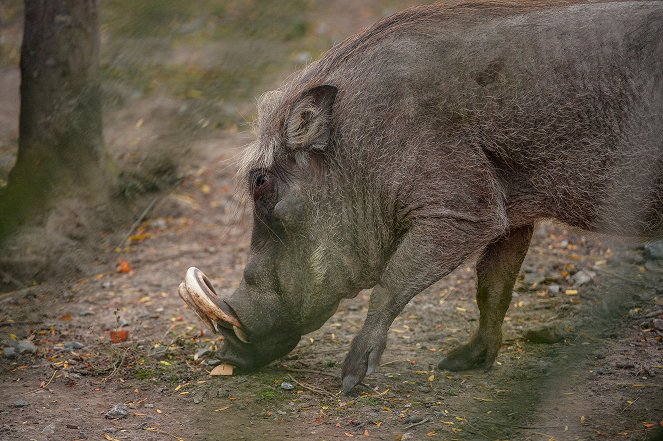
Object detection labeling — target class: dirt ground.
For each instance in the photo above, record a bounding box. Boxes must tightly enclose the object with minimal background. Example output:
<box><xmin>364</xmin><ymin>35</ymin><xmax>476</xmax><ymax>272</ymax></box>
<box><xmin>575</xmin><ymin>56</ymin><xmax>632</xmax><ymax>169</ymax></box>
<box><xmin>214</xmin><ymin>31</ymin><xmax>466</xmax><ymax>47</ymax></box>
<box><xmin>1</xmin><ymin>129</ymin><xmax>663</xmax><ymax>441</ymax></box>
<box><xmin>1</xmin><ymin>1</ymin><xmax>663</xmax><ymax>440</ymax></box>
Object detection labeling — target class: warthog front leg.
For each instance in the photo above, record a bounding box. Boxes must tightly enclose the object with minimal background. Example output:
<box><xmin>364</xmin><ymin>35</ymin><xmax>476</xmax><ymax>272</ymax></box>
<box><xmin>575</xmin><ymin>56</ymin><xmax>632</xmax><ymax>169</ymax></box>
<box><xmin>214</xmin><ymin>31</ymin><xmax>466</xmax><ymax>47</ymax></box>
<box><xmin>341</xmin><ymin>222</ymin><xmax>495</xmax><ymax>393</ymax></box>
<box><xmin>438</xmin><ymin>225</ymin><xmax>533</xmax><ymax>371</ymax></box>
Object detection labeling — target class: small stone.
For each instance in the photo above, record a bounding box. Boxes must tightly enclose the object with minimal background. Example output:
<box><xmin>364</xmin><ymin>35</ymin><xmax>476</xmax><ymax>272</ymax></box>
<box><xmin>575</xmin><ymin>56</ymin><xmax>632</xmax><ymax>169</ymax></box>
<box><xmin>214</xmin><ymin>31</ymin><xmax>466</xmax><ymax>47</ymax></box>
<box><xmin>119</xmin><ymin>319</ymin><xmax>130</xmax><ymax>328</ymax></box>
<box><xmin>3</xmin><ymin>347</ymin><xmax>16</xmax><ymax>359</ymax></box>
<box><xmin>42</xmin><ymin>423</ymin><xmax>55</xmax><ymax>434</ymax></box>
<box><xmin>64</xmin><ymin>341</ymin><xmax>85</xmax><ymax>351</ymax></box>
<box><xmin>206</xmin><ymin>358</ymin><xmax>222</xmax><ymax>367</ymax></box>
<box><xmin>193</xmin><ymin>396</ymin><xmax>202</xmax><ymax>404</ymax></box>
<box><xmin>572</xmin><ymin>270</ymin><xmax>595</xmax><ymax>287</ymax></box>
<box><xmin>547</xmin><ymin>284</ymin><xmax>560</xmax><ymax>295</ymax></box>
<box><xmin>105</xmin><ymin>404</ymin><xmax>128</xmax><ymax>419</ymax></box>
<box><xmin>644</xmin><ymin>242</ymin><xmax>663</xmax><ymax>260</ymax></box>
<box><xmin>101</xmin><ymin>281</ymin><xmax>111</xmax><ymax>289</ymax></box>
<box><xmin>79</xmin><ymin>310</ymin><xmax>95</xmax><ymax>316</ymax></box>
<box><xmin>13</xmin><ymin>399</ymin><xmax>28</xmax><ymax>408</ymax></box>
<box><xmin>144</xmin><ymin>403</ymin><xmax>154</xmax><ymax>408</ymax></box>
<box><xmin>616</xmin><ymin>362</ymin><xmax>636</xmax><ymax>369</ymax></box>
<box><xmin>652</xmin><ymin>319</ymin><xmax>663</xmax><ymax>331</ymax></box>
<box><xmin>523</xmin><ymin>326</ymin><xmax>565</xmax><ymax>344</ymax></box>
<box><xmin>194</xmin><ymin>348</ymin><xmax>212</xmax><ymax>361</ymax></box>
<box><xmin>404</xmin><ymin>415</ymin><xmax>424</xmax><ymax>424</ymax></box>
<box><xmin>16</xmin><ymin>340</ymin><xmax>36</xmax><ymax>354</ymax></box>
<box><xmin>523</xmin><ymin>273</ymin><xmax>545</xmax><ymax>286</ymax></box>
<box><xmin>280</xmin><ymin>382</ymin><xmax>294</xmax><ymax>390</ymax></box>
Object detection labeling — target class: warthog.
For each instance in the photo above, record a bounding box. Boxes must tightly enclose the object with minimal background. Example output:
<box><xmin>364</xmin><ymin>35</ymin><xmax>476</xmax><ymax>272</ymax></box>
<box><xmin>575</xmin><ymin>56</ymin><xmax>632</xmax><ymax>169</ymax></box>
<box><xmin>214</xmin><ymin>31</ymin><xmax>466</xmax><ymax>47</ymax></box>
<box><xmin>178</xmin><ymin>1</ymin><xmax>663</xmax><ymax>393</ymax></box>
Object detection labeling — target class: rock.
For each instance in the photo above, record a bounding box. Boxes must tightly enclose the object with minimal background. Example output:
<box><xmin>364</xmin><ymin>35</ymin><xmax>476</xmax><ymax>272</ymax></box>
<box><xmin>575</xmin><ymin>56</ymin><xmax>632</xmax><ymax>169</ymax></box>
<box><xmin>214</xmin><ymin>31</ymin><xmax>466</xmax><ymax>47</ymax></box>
<box><xmin>79</xmin><ymin>310</ymin><xmax>95</xmax><ymax>316</ymax></box>
<box><xmin>280</xmin><ymin>382</ymin><xmax>295</xmax><ymax>391</ymax></box>
<box><xmin>653</xmin><ymin>319</ymin><xmax>663</xmax><ymax>331</ymax></box>
<box><xmin>523</xmin><ymin>326</ymin><xmax>566</xmax><ymax>344</ymax></box>
<box><xmin>105</xmin><ymin>404</ymin><xmax>128</xmax><ymax>419</ymax></box>
<box><xmin>42</xmin><ymin>423</ymin><xmax>55</xmax><ymax>434</ymax></box>
<box><xmin>16</xmin><ymin>340</ymin><xmax>36</xmax><ymax>354</ymax></box>
<box><xmin>547</xmin><ymin>284</ymin><xmax>560</xmax><ymax>295</ymax></box>
<box><xmin>404</xmin><ymin>415</ymin><xmax>424</xmax><ymax>424</ymax></box>
<box><xmin>193</xmin><ymin>396</ymin><xmax>202</xmax><ymax>404</ymax></box>
<box><xmin>3</xmin><ymin>347</ymin><xmax>16</xmax><ymax>359</ymax></box>
<box><xmin>644</xmin><ymin>242</ymin><xmax>663</xmax><ymax>260</ymax></box>
<box><xmin>13</xmin><ymin>399</ymin><xmax>28</xmax><ymax>408</ymax></box>
<box><xmin>206</xmin><ymin>358</ymin><xmax>222</xmax><ymax>367</ymax></box>
<box><xmin>572</xmin><ymin>270</ymin><xmax>595</xmax><ymax>286</ymax></box>
<box><xmin>64</xmin><ymin>341</ymin><xmax>85</xmax><ymax>351</ymax></box>
<box><xmin>616</xmin><ymin>362</ymin><xmax>636</xmax><ymax>369</ymax></box>
<box><xmin>144</xmin><ymin>403</ymin><xmax>154</xmax><ymax>408</ymax></box>
<box><xmin>194</xmin><ymin>348</ymin><xmax>212</xmax><ymax>360</ymax></box>
<box><xmin>119</xmin><ymin>319</ymin><xmax>130</xmax><ymax>328</ymax></box>
<box><xmin>523</xmin><ymin>273</ymin><xmax>545</xmax><ymax>286</ymax></box>
<box><xmin>645</xmin><ymin>261</ymin><xmax>663</xmax><ymax>273</ymax></box>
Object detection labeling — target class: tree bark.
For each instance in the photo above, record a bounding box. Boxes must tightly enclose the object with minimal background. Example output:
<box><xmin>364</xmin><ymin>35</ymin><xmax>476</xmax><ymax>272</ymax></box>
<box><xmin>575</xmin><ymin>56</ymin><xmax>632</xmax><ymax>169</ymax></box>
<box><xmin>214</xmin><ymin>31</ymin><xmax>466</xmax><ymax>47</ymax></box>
<box><xmin>1</xmin><ymin>0</ymin><xmax>111</xmax><ymax>233</ymax></box>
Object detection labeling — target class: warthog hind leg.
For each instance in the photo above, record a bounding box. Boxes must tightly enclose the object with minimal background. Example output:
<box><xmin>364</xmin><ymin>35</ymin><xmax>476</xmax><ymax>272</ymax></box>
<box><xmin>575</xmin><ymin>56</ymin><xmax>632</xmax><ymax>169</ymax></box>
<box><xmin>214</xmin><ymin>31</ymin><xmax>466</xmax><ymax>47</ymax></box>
<box><xmin>438</xmin><ymin>225</ymin><xmax>533</xmax><ymax>372</ymax></box>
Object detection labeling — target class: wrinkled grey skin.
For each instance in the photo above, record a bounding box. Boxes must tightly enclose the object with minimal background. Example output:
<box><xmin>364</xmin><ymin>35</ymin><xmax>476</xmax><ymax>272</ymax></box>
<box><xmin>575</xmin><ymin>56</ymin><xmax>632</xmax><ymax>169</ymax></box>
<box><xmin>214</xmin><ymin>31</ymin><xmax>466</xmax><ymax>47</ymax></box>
<box><xmin>215</xmin><ymin>1</ymin><xmax>663</xmax><ymax>393</ymax></box>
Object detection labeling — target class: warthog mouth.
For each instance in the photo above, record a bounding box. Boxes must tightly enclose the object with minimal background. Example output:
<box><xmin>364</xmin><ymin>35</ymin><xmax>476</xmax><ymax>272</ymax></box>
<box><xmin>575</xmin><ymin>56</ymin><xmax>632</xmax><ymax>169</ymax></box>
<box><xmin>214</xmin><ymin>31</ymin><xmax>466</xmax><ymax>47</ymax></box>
<box><xmin>177</xmin><ymin>267</ymin><xmax>251</xmax><ymax>344</ymax></box>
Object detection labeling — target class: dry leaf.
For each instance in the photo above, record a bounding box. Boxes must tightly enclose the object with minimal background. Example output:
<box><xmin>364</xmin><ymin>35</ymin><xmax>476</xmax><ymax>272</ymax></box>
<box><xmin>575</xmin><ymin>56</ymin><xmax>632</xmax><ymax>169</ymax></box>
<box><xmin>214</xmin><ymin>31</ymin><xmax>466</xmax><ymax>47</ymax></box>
<box><xmin>210</xmin><ymin>363</ymin><xmax>234</xmax><ymax>376</ymax></box>
<box><xmin>116</xmin><ymin>260</ymin><xmax>132</xmax><ymax>273</ymax></box>
<box><xmin>110</xmin><ymin>330</ymin><xmax>129</xmax><ymax>343</ymax></box>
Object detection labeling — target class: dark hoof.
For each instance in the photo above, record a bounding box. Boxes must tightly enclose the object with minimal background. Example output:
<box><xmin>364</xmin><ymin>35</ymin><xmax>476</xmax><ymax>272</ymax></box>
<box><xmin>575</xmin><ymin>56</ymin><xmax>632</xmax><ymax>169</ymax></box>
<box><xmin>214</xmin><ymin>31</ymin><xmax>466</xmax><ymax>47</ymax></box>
<box><xmin>437</xmin><ymin>340</ymin><xmax>497</xmax><ymax>372</ymax></box>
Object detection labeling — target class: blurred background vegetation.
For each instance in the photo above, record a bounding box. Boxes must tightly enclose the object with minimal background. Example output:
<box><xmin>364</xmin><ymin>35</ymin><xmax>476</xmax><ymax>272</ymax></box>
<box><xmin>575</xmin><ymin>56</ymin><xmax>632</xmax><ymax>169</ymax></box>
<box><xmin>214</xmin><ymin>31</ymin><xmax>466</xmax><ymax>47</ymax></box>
<box><xmin>0</xmin><ymin>0</ymin><xmax>426</xmax><ymax>192</ymax></box>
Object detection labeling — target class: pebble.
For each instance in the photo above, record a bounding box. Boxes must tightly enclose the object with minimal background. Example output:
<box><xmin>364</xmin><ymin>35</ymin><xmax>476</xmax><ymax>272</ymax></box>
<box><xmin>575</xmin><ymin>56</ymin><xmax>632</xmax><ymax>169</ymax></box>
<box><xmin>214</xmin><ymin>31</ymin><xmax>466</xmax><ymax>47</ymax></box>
<box><xmin>3</xmin><ymin>347</ymin><xmax>16</xmax><ymax>359</ymax></box>
<box><xmin>404</xmin><ymin>415</ymin><xmax>424</xmax><ymax>424</ymax></box>
<box><xmin>616</xmin><ymin>362</ymin><xmax>636</xmax><ymax>369</ymax></box>
<box><xmin>523</xmin><ymin>326</ymin><xmax>565</xmax><ymax>344</ymax></box>
<box><xmin>652</xmin><ymin>319</ymin><xmax>663</xmax><ymax>331</ymax></box>
<box><xmin>79</xmin><ymin>310</ymin><xmax>95</xmax><ymax>316</ymax></box>
<box><xmin>13</xmin><ymin>399</ymin><xmax>28</xmax><ymax>408</ymax></box>
<box><xmin>280</xmin><ymin>382</ymin><xmax>295</xmax><ymax>391</ymax></box>
<box><xmin>206</xmin><ymin>358</ymin><xmax>222</xmax><ymax>367</ymax></box>
<box><xmin>572</xmin><ymin>270</ymin><xmax>595</xmax><ymax>286</ymax></box>
<box><xmin>547</xmin><ymin>284</ymin><xmax>560</xmax><ymax>295</ymax></box>
<box><xmin>17</xmin><ymin>340</ymin><xmax>36</xmax><ymax>354</ymax></box>
<box><xmin>194</xmin><ymin>348</ymin><xmax>212</xmax><ymax>360</ymax></box>
<box><xmin>144</xmin><ymin>403</ymin><xmax>154</xmax><ymax>408</ymax></box>
<box><xmin>64</xmin><ymin>341</ymin><xmax>85</xmax><ymax>351</ymax></box>
<box><xmin>42</xmin><ymin>423</ymin><xmax>55</xmax><ymax>434</ymax></box>
<box><xmin>644</xmin><ymin>242</ymin><xmax>663</xmax><ymax>260</ymax></box>
<box><xmin>119</xmin><ymin>319</ymin><xmax>130</xmax><ymax>327</ymax></box>
<box><xmin>105</xmin><ymin>404</ymin><xmax>128</xmax><ymax>419</ymax></box>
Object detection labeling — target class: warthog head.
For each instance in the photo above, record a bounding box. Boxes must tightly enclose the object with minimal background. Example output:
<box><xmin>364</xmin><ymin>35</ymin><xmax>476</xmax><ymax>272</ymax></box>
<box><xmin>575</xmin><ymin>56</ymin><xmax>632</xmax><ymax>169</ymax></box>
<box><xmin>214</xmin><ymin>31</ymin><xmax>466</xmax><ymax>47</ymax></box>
<box><xmin>180</xmin><ymin>84</ymin><xmax>379</xmax><ymax>370</ymax></box>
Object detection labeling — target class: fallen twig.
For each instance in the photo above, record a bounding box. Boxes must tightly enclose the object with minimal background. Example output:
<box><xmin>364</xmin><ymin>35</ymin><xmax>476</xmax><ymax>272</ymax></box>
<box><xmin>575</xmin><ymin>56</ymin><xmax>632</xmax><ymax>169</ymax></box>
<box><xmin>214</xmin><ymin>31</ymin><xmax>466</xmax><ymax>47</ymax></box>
<box><xmin>404</xmin><ymin>418</ymin><xmax>430</xmax><ymax>430</ymax></box>
<box><xmin>0</xmin><ymin>320</ymin><xmax>42</xmax><ymax>327</ymax></box>
<box><xmin>287</xmin><ymin>374</ymin><xmax>335</xmax><ymax>398</ymax></box>
<box><xmin>104</xmin><ymin>347</ymin><xmax>131</xmax><ymax>382</ymax></box>
<box><xmin>634</xmin><ymin>309</ymin><xmax>663</xmax><ymax>320</ymax></box>
<box><xmin>116</xmin><ymin>196</ymin><xmax>160</xmax><ymax>249</ymax></box>
<box><xmin>592</xmin><ymin>267</ymin><xmax>657</xmax><ymax>289</ymax></box>
<box><xmin>279</xmin><ymin>366</ymin><xmax>338</xmax><ymax>379</ymax></box>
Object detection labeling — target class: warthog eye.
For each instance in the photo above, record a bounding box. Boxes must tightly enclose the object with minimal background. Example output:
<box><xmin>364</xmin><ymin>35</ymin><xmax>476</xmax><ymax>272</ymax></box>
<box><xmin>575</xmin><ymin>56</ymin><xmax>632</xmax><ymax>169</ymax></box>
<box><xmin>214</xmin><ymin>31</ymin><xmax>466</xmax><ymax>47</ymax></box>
<box><xmin>252</xmin><ymin>172</ymin><xmax>273</xmax><ymax>200</ymax></box>
<box><xmin>255</xmin><ymin>174</ymin><xmax>268</xmax><ymax>188</ymax></box>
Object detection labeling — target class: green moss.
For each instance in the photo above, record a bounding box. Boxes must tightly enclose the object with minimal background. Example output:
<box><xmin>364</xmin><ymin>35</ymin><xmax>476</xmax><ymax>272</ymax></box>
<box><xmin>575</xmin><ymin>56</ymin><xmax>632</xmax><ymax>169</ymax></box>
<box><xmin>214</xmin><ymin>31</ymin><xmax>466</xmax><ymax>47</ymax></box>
<box><xmin>134</xmin><ymin>368</ymin><xmax>155</xmax><ymax>380</ymax></box>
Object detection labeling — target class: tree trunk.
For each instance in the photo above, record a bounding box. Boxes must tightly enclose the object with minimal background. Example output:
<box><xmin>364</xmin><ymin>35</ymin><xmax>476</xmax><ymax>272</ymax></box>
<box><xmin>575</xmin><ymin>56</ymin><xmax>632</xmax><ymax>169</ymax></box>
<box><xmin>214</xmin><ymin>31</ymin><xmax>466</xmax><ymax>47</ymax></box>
<box><xmin>1</xmin><ymin>0</ymin><xmax>111</xmax><ymax>233</ymax></box>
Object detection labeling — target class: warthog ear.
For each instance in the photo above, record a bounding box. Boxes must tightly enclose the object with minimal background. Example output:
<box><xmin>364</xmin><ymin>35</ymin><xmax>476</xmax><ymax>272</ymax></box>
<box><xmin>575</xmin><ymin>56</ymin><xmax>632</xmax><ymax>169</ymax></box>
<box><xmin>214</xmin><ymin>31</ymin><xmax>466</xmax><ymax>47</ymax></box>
<box><xmin>285</xmin><ymin>85</ymin><xmax>337</xmax><ymax>152</ymax></box>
